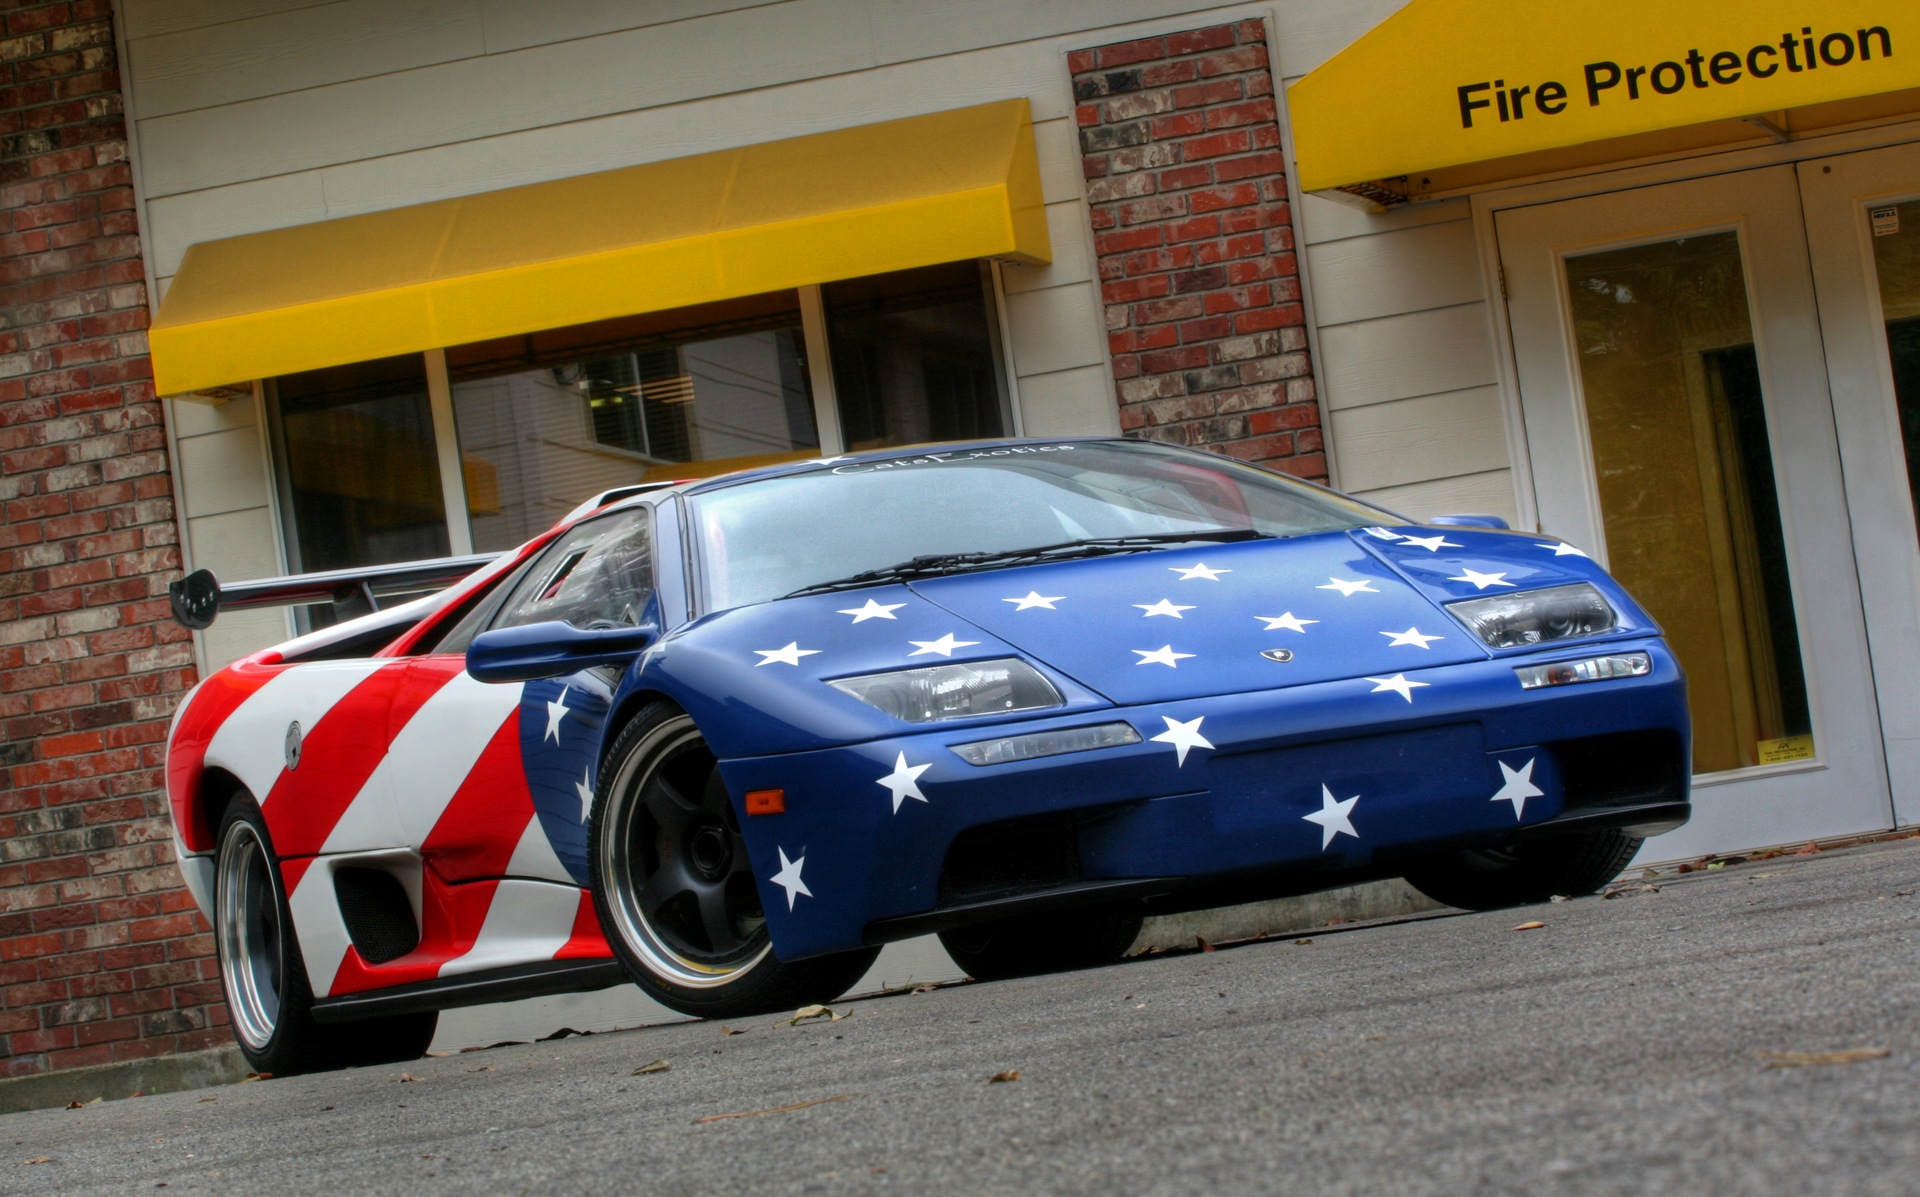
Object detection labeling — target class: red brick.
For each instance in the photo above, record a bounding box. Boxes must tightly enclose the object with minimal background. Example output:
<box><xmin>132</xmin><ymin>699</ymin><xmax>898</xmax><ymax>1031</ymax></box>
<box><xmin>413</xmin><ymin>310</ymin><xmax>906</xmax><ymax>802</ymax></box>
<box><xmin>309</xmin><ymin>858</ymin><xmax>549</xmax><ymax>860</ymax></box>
<box><xmin>1166</xmin><ymin>26</ymin><xmax>1235</xmax><ymax>56</ymax></box>
<box><xmin>1095</xmin><ymin>36</ymin><xmax>1168</xmax><ymax>69</ymax></box>
<box><xmin>1173</xmin><ymin>79</ymin><xmax>1244</xmax><ymax>110</ymax></box>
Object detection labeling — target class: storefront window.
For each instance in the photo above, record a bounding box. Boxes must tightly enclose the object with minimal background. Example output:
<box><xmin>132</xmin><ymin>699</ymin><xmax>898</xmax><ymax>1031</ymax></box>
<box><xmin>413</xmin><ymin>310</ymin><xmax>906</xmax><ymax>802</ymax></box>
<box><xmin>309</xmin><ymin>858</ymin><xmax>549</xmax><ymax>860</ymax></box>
<box><xmin>446</xmin><ymin>294</ymin><xmax>817</xmax><ymax>552</ymax></box>
<box><xmin>1565</xmin><ymin>232</ymin><xmax>1812</xmax><ymax>773</ymax></box>
<box><xmin>1867</xmin><ymin>199</ymin><xmax>1920</xmax><ymax>542</ymax></box>
<box><xmin>269</xmin><ymin>355</ymin><xmax>449</xmax><ymax>571</ymax></box>
<box><xmin>825</xmin><ymin>261</ymin><xmax>1008</xmax><ymax>450</ymax></box>
<box><xmin>265</xmin><ymin>266</ymin><xmax>1012</xmax><ymax>564</ymax></box>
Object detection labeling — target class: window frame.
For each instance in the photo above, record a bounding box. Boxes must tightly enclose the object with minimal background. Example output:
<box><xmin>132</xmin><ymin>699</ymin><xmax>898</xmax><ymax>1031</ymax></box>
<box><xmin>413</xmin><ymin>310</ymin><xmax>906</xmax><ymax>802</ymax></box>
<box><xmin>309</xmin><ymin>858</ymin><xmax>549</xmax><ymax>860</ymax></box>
<box><xmin>263</xmin><ymin>271</ymin><xmax>1021</xmax><ymax>579</ymax></box>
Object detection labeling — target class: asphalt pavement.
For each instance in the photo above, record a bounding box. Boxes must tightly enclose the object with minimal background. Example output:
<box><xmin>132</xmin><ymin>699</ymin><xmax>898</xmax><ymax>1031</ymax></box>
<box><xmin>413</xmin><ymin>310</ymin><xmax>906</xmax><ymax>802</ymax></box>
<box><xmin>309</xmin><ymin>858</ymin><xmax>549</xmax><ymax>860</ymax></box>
<box><xmin>7</xmin><ymin>837</ymin><xmax>1917</xmax><ymax>1196</ymax></box>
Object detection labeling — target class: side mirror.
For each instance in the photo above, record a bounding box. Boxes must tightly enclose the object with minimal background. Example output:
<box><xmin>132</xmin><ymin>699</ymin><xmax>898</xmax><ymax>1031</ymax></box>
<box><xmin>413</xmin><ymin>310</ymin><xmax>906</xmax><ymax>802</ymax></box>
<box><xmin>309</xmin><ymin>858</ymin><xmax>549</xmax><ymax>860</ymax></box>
<box><xmin>1429</xmin><ymin>514</ymin><xmax>1511</xmax><ymax>530</ymax></box>
<box><xmin>466</xmin><ymin>620</ymin><xmax>658</xmax><ymax>683</ymax></box>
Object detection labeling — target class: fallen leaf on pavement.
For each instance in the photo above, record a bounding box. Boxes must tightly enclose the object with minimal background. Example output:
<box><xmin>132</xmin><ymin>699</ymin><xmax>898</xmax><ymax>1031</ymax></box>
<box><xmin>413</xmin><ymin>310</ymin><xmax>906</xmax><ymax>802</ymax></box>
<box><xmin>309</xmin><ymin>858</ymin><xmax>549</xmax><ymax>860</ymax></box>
<box><xmin>198</xmin><ymin>1097</ymin><xmax>216</xmax><ymax>1103</ymax></box>
<box><xmin>1604</xmin><ymin>882</ymin><xmax>1661</xmax><ymax>899</ymax></box>
<box><xmin>424</xmin><ymin>1051</ymin><xmax>451</xmax><ymax>1058</ymax></box>
<box><xmin>470</xmin><ymin>1066</ymin><xmax>496</xmax><ymax>1073</ymax></box>
<box><xmin>631</xmin><ymin>1060</ymin><xmax>671</xmax><ymax>1076</ymax></box>
<box><xmin>242</xmin><ymin>1072</ymin><xmax>273</xmax><ymax>1082</ymax></box>
<box><xmin>25</xmin><ymin>1157</ymin><xmax>53</xmax><ymax>1165</ymax></box>
<box><xmin>65</xmin><ymin>1100</ymin><xmax>84</xmax><ymax>1110</ymax></box>
<box><xmin>1511</xmin><ymin>921</ymin><xmax>1546</xmax><ymax>931</ymax></box>
<box><xmin>988</xmin><ymin>1070</ymin><xmax>1020</xmax><ymax>1083</ymax></box>
<box><xmin>396</xmin><ymin>1073</ymin><xmax>419</xmax><ymax>1083</ymax></box>
<box><xmin>1794</xmin><ymin>841</ymin><xmax>1822</xmax><ymax>856</ymax></box>
<box><xmin>694</xmin><ymin>1094</ymin><xmax>854</xmax><ymax>1123</ymax></box>
<box><xmin>1292</xmin><ymin>938</ymin><xmax>1314</xmax><ymax>946</ymax></box>
<box><xmin>1762</xmin><ymin>1048</ymin><xmax>1890</xmax><ymax>1069</ymax></box>
<box><xmin>1196</xmin><ymin>936</ymin><xmax>1216</xmax><ymax>952</ymax></box>
<box><xmin>781</xmin><ymin>1004</ymin><xmax>849</xmax><ymax>1026</ymax></box>
<box><xmin>720</xmin><ymin>1026</ymin><xmax>744</xmax><ymax>1036</ymax></box>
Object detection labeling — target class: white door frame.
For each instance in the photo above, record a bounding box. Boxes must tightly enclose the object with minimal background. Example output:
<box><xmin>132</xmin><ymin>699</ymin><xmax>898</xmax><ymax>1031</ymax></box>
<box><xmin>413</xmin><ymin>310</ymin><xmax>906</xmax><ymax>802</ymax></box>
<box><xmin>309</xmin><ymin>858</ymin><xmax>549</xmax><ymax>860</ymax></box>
<box><xmin>1488</xmin><ymin>166</ymin><xmax>1894</xmax><ymax>859</ymax></box>
<box><xmin>1799</xmin><ymin>142</ymin><xmax>1920</xmax><ymax>830</ymax></box>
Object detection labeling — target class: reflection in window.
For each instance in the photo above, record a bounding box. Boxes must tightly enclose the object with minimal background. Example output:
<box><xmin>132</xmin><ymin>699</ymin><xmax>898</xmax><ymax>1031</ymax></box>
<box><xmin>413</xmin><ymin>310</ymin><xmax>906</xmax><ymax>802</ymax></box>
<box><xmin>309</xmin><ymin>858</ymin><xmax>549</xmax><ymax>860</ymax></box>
<box><xmin>1867</xmin><ymin>199</ymin><xmax>1920</xmax><ymax>544</ymax></box>
<box><xmin>825</xmin><ymin>261</ymin><xmax>1007</xmax><ymax>450</ymax></box>
<box><xmin>1566</xmin><ymin>232</ymin><xmax>1811</xmax><ymax>773</ymax></box>
<box><xmin>271</xmin><ymin>355</ymin><xmax>449</xmax><ymax>572</ymax></box>
<box><xmin>494</xmin><ymin>508</ymin><xmax>652</xmax><ymax>630</ymax></box>
<box><xmin>447</xmin><ymin>294</ymin><xmax>817</xmax><ymax>552</ymax></box>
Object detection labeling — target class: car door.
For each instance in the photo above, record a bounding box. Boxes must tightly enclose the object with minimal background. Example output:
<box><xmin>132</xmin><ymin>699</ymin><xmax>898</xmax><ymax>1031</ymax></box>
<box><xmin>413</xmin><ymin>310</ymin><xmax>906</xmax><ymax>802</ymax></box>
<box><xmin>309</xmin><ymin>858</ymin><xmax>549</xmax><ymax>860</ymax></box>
<box><xmin>388</xmin><ymin>506</ymin><xmax>656</xmax><ymax>889</ymax></box>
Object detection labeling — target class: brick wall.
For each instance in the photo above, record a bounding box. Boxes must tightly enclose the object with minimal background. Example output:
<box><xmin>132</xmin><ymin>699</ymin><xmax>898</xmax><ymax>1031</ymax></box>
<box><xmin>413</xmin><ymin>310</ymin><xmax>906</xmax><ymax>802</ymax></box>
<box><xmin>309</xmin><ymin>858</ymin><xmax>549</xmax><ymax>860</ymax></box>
<box><xmin>0</xmin><ymin>0</ymin><xmax>214</xmax><ymax>1077</ymax></box>
<box><xmin>1072</xmin><ymin>20</ymin><xmax>1325</xmax><ymax>479</ymax></box>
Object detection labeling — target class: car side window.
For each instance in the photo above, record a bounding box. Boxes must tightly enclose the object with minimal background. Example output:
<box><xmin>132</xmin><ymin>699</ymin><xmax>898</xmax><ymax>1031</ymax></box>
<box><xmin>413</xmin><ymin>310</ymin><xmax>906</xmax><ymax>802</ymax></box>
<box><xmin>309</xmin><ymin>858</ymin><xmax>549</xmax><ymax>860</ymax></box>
<box><xmin>492</xmin><ymin>508</ymin><xmax>654</xmax><ymax>631</ymax></box>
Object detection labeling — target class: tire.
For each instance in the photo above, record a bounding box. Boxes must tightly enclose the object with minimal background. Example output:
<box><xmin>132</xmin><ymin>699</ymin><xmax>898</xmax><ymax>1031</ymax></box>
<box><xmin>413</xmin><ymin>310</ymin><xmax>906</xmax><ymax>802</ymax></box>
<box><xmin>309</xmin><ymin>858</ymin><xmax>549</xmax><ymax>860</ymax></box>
<box><xmin>589</xmin><ymin>703</ymin><xmax>880</xmax><ymax>1018</ymax></box>
<box><xmin>937</xmin><ymin>907</ymin><xmax>1144</xmax><ymax>981</ymax></box>
<box><xmin>1403</xmin><ymin>828</ymin><xmax>1643</xmax><ymax>912</ymax></box>
<box><xmin>214</xmin><ymin>793</ymin><xmax>437</xmax><ymax>1074</ymax></box>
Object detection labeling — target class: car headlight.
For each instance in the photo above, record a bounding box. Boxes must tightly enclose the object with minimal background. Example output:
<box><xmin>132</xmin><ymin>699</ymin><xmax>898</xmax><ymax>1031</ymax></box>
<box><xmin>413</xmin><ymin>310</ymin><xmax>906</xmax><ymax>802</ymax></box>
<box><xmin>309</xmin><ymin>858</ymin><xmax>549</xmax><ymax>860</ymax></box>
<box><xmin>829</xmin><ymin>658</ymin><xmax>1064</xmax><ymax>723</ymax></box>
<box><xmin>1447</xmin><ymin>582</ymin><xmax>1617</xmax><ymax>649</ymax></box>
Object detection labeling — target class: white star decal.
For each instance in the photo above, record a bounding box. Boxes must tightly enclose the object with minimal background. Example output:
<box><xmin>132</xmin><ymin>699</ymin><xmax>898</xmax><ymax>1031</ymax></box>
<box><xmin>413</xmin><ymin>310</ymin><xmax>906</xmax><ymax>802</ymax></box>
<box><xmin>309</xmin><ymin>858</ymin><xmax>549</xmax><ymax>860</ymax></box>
<box><xmin>768</xmin><ymin>847</ymin><xmax>812</xmax><ymax>910</ymax></box>
<box><xmin>1133</xmin><ymin>645</ymin><xmax>1195</xmax><ymax>668</ymax></box>
<box><xmin>909</xmin><ymin>633</ymin><xmax>980</xmax><ymax>658</ymax></box>
<box><xmin>1171</xmin><ymin>562</ymin><xmax>1230</xmax><ymax>581</ymax></box>
<box><xmin>1004</xmin><ymin>591</ymin><xmax>1064</xmax><ymax>611</ymax></box>
<box><xmin>1449</xmin><ymin>568</ymin><xmax>1514</xmax><ymax>590</ymax></box>
<box><xmin>1134</xmin><ymin>598</ymin><xmax>1195</xmax><ymax>619</ymax></box>
<box><xmin>1304</xmin><ymin>784</ymin><xmax>1361</xmax><ymax>850</ymax></box>
<box><xmin>544</xmin><ymin>685</ymin><xmax>571</xmax><ymax>743</ymax></box>
<box><xmin>1491</xmin><ymin>758</ymin><xmax>1544</xmax><ymax>820</ymax></box>
<box><xmin>1256</xmin><ymin>612</ymin><xmax>1318</xmax><ymax>633</ymax></box>
<box><xmin>755</xmin><ymin>642</ymin><xmax>821</xmax><ymax>666</ymax></box>
<box><xmin>838</xmin><ymin>598</ymin><xmax>905</xmax><ymax>622</ymax></box>
<box><xmin>1365</xmin><ymin>673</ymin><xmax>1429</xmax><ymax>702</ymax></box>
<box><xmin>1538</xmin><ymin>541</ymin><xmax>1589</xmax><ymax>558</ymax></box>
<box><xmin>1150</xmin><ymin>715</ymin><xmax>1213</xmax><ymax>766</ymax></box>
<box><xmin>1382</xmin><ymin>627</ymin><xmax>1445</xmax><ymax>649</ymax></box>
<box><xmin>574</xmin><ymin>769</ymin><xmax>594</xmax><ymax>821</ymax></box>
<box><xmin>1396</xmin><ymin>532</ymin><xmax>1462</xmax><ymax>552</ymax></box>
<box><xmin>1317</xmin><ymin>577</ymin><xmax>1378</xmax><ymax>596</ymax></box>
<box><xmin>876</xmin><ymin>751</ymin><xmax>932</xmax><ymax>814</ymax></box>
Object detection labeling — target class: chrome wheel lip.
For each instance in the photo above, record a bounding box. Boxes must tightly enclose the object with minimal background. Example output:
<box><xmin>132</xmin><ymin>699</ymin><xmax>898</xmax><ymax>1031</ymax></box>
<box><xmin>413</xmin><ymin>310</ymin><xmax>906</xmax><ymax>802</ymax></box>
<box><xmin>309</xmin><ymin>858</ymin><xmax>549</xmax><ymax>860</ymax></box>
<box><xmin>215</xmin><ymin>819</ymin><xmax>283</xmax><ymax>1052</ymax></box>
<box><xmin>599</xmin><ymin>718</ymin><xmax>772</xmax><ymax>989</ymax></box>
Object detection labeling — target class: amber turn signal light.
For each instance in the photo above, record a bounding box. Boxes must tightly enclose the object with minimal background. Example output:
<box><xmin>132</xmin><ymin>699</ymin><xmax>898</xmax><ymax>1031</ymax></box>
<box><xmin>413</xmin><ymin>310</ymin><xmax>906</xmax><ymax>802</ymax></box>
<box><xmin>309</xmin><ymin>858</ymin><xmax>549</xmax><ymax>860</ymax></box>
<box><xmin>745</xmin><ymin>789</ymin><xmax>785</xmax><ymax>816</ymax></box>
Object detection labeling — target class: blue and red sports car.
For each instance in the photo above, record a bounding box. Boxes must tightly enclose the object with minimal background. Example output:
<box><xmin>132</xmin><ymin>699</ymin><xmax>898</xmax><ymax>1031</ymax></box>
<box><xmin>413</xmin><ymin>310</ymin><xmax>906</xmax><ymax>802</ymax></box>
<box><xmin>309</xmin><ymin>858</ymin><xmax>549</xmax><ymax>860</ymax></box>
<box><xmin>164</xmin><ymin>437</ymin><xmax>1689</xmax><ymax>1073</ymax></box>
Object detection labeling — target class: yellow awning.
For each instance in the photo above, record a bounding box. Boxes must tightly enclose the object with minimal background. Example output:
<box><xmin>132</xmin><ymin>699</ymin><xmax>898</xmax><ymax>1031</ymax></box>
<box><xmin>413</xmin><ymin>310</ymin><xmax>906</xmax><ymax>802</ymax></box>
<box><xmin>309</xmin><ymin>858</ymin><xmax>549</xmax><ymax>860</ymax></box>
<box><xmin>1290</xmin><ymin>0</ymin><xmax>1920</xmax><ymax>198</ymax></box>
<box><xmin>151</xmin><ymin>100</ymin><xmax>1050</xmax><ymax>397</ymax></box>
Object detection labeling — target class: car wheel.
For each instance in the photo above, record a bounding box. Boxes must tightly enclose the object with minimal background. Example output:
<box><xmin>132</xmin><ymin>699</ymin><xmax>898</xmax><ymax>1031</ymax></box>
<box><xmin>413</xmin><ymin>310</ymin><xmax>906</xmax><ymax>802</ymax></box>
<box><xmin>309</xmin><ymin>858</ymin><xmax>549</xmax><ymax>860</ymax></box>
<box><xmin>590</xmin><ymin>703</ymin><xmax>880</xmax><ymax>1018</ymax></box>
<box><xmin>214</xmin><ymin>793</ymin><xmax>437</xmax><ymax>1074</ymax></box>
<box><xmin>1402</xmin><ymin>828</ymin><xmax>1643</xmax><ymax>911</ymax></box>
<box><xmin>937</xmin><ymin>907</ymin><xmax>1144</xmax><ymax>981</ymax></box>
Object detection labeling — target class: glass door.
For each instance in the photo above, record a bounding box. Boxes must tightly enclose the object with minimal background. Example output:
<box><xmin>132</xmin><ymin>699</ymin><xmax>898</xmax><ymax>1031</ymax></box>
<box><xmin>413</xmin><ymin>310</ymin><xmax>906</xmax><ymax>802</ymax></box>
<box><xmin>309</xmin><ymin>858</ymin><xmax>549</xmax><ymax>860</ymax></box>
<box><xmin>1496</xmin><ymin>166</ymin><xmax>1893</xmax><ymax>857</ymax></box>
<box><xmin>1800</xmin><ymin>140</ymin><xmax>1920</xmax><ymax>830</ymax></box>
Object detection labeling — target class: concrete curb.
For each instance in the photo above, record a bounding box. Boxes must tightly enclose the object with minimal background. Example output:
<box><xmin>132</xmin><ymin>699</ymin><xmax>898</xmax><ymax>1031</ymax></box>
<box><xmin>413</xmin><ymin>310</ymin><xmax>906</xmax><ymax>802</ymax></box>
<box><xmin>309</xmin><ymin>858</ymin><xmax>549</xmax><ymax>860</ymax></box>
<box><xmin>0</xmin><ymin>1047</ymin><xmax>250</xmax><ymax>1116</ymax></box>
<box><xmin>1132</xmin><ymin>878</ymin><xmax>1445</xmax><ymax>953</ymax></box>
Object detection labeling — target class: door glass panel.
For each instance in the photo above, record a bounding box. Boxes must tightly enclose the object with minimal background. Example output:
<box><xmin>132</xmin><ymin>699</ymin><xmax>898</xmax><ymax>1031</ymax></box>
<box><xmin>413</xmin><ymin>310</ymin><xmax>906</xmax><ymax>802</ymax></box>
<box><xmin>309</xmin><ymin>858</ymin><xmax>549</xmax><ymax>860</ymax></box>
<box><xmin>1866</xmin><ymin>199</ymin><xmax>1920</xmax><ymax>540</ymax></box>
<box><xmin>1565</xmin><ymin>231</ymin><xmax>1812</xmax><ymax>774</ymax></box>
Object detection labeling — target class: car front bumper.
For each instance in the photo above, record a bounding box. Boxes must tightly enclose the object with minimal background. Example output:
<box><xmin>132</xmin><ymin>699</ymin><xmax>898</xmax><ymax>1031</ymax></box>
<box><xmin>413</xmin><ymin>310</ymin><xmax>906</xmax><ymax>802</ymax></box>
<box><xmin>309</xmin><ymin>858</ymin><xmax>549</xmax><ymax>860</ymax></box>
<box><xmin>719</xmin><ymin>636</ymin><xmax>1690</xmax><ymax>960</ymax></box>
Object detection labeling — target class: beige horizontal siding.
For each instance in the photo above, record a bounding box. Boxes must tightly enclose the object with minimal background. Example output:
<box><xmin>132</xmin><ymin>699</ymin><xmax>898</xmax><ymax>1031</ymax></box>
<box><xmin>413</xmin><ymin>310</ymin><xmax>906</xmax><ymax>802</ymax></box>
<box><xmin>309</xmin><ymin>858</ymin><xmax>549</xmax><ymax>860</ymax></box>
<box><xmin>1306</xmin><ymin>219</ymin><xmax>1484</xmax><ymax>326</ymax></box>
<box><xmin>1328</xmin><ymin>387</ymin><xmax>1509</xmax><ymax>493</ymax></box>
<box><xmin>1352</xmin><ymin>469</ymin><xmax>1520</xmax><ymax>526</ymax></box>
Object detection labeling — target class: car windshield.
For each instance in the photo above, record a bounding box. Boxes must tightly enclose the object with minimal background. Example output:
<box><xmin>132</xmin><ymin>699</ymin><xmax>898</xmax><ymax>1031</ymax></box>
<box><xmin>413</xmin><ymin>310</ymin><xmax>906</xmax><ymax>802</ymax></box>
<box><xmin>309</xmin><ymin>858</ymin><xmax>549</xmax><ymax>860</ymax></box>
<box><xmin>688</xmin><ymin>441</ymin><xmax>1394</xmax><ymax>611</ymax></box>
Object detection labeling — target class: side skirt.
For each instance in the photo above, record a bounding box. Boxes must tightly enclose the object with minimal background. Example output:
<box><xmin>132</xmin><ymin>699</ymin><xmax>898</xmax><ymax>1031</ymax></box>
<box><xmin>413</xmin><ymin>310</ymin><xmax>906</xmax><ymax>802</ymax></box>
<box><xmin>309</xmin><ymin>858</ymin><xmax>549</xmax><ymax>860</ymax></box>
<box><xmin>310</xmin><ymin>958</ymin><xmax>626</xmax><ymax>1024</ymax></box>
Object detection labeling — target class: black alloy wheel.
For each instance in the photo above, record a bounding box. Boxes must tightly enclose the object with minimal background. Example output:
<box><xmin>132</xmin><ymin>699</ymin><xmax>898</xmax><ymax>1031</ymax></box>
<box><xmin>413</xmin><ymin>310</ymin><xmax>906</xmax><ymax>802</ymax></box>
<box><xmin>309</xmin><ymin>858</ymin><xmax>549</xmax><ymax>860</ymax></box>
<box><xmin>589</xmin><ymin>702</ymin><xmax>879</xmax><ymax>1017</ymax></box>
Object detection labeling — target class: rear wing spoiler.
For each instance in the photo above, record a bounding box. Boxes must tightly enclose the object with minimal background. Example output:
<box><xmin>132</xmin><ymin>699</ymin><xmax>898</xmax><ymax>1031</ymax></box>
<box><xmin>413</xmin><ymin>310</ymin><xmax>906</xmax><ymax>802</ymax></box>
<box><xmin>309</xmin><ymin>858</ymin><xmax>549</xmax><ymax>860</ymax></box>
<box><xmin>168</xmin><ymin>554</ymin><xmax>502</xmax><ymax>631</ymax></box>
<box><xmin>167</xmin><ymin>482</ymin><xmax>677</xmax><ymax>630</ymax></box>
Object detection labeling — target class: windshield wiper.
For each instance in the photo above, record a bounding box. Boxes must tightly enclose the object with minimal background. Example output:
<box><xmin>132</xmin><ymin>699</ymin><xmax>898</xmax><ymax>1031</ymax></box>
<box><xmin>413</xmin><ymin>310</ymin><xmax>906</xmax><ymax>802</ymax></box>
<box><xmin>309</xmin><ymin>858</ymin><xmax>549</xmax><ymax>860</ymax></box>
<box><xmin>782</xmin><ymin>528</ymin><xmax>1271</xmax><ymax>598</ymax></box>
